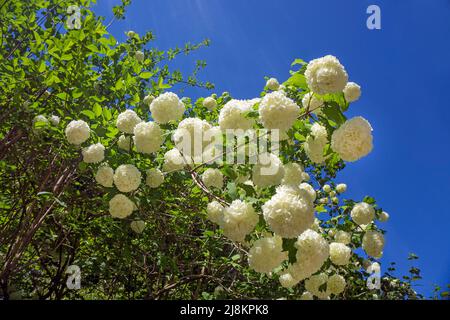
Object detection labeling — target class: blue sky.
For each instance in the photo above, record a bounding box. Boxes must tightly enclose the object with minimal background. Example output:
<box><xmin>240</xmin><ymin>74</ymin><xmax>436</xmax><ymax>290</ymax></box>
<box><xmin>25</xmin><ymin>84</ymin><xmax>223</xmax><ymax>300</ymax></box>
<box><xmin>93</xmin><ymin>0</ymin><xmax>450</xmax><ymax>297</ymax></box>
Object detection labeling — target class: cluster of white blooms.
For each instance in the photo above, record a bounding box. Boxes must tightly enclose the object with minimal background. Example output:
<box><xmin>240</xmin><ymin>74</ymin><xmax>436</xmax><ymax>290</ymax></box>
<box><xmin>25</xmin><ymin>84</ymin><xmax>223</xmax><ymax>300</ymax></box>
<box><xmin>109</xmin><ymin>194</ymin><xmax>134</xmax><ymax>219</ymax></box>
<box><xmin>266</xmin><ymin>78</ymin><xmax>280</xmax><ymax>91</ymax></box>
<box><xmin>145</xmin><ymin>168</ymin><xmax>164</xmax><ymax>188</ymax></box>
<box><xmin>327</xmin><ymin>274</ymin><xmax>346</xmax><ymax>295</ymax></box>
<box><xmin>50</xmin><ymin>115</ymin><xmax>60</xmax><ymax>126</ymax></box>
<box><xmin>126</xmin><ymin>30</ymin><xmax>136</xmax><ymax>38</ymax></box>
<box><xmin>221</xmin><ymin>200</ymin><xmax>258</xmax><ymax>242</ymax></box>
<box><xmin>299</xmin><ymin>291</ymin><xmax>314</xmax><ymax>300</ymax></box>
<box><xmin>334</xmin><ymin>230</ymin><xmax>351</xmax><ymax>244</ymax></box>
<box><xmin>304</xmin><ymin>123</ymin><xmax>328</xmax><ymax>164</ymax></box>
<box><xmin>248</xmin><ymin>235</ymin><xmax>287</xmax><ymax>274</ymax></box>
<box><xmin>336</xmin><ymin>183</ymin><xmax>347</xmax><ymax>193</ymax></box>
<box><xmin>362</xmin><ymin>230</ymin><xmax>385</xmax><ymax>258</ymax></box>
<box><xmin>281</xmin><ymin>162</ymin><xmax>303</xmax><ymax>186</ymax></box>
<box><xmin>65</xmin><ymin>120</ymin><xmax>90</xmax><ymax>145</ymax></box>
<box><xmin>350</xmin><ymin>202</ymin><xmax>375</xmax><ymax>225</ymax></box>
<box><xmin>305</xmin><ymin>55</ymin><xmax>348</xmax><ymax>95</ymax></box>
<box><xmin>143</xmin><ymin>94</ymin><xmax>154</xmax><ymax>106</ymax></box>
<box><xmin>113</xmin><ymin>164</ymin><xmax>141</xmax><ymax>193</ymax></box>
<box><xmin>299</xmin><ymin>183</ymin><xmax>316</xmax><ymax>202</ymax></box>
<box><xmin>305</xmin><ymin>273</ymin><xmax>329</xmax><ymax>299</ymax></box>
<box><xmin>150</xmin><ymin>92</ymin><xmax>185</xmax><ymax>124</ymax></box>
<box><xmin>302</xmin><ymin>92</ymin><xmax>324</xmax><ymax>115</ymax></box>
<box><xmin>201</xmin><ymin>168</ymin><xmax>224</xmax><ymax>189</ymax></box>
<box><xmin>133</xmin><ymin>121</ymin><xmax>163</xmax><ymax>154</ymax></box>
<box><xmin>162</xmin><ymin>149</ymin><xmax>186</xmax><ymax>172</ymax></box>
<box><xmin>117</xmin><ymin>135</ymin><xmax>131</xmax><ymax>151</ymax></box>
<box><xmin>135</xmin><ymin>50</ymin><xmax>144</xmax><ymax>62</ymax></box>
<box><xmin>343</xmin><ymin>82</ymin><xmax>361</xmax><ymax>102</ymax></box>
<box><xmin>378</xmin><ymin>211</ymin><xmax>389</xmax><ymax>222</ymax></box>
<box><xmin>262</xmin><ymin>186</ymin><xmax>314</xmax><ymax>238</ymax></box>
<box><xmin>173</xmin><ymin>117</ymin><xmax>212</xmax><ymax>158</ymax></box>
<box><xmin>258</xmin><ymin>91</ymin><xmax>300</xmax><ymax>131</ymax></box>
<box><xmin>95</xmin><ymin>165</ymin><xmax>114</xmax><ymax>187</ymax></box>
<box><xmin>329</xmin><ymin>242</ymin><xmax>352</xmax><ymax>265</ymax></box>
<box><xmin>82</xmin><ymin>143</ymin><xmax>105</xmax><ymax>163</ymax></box>
<box><xmin>130</xmin><ymin>220</ymin><xmax>146</xmax><ymax>233</ymax></box>
<box><xmin>323</xmin><ymin>184</ymin><xmax>332</xmax><ymax>193</ymax></box>
<box><xmin>331</xmin><ymin>116</ymin><xmax>373</xmax><ymax>162</ymax></box>
<box><xmin>252</xmin><ymin>153</ymin><xmax>285</xmax><ymax>188</ymax></box>
<box><xmin>116</xmin><ymin>109</ymin><xmax>142</xmax><ymax>134</ymax></box>
<box><xmin>218</xmin><ymin>98</ymin><xmax>259</xmax><ymax>130</ymax></box>
<box><xmin>279</xmin><ymin>272</ymin><xmax>298</xmax><ymax>288</ymax></box>
<box><xmin>202</xmin><ymin>97</ymin><xmax>217</xmax><ymax>110</ymax></box>
<box><xmin>293</xmin><ymin>229</ymin><xmax>329</xmax><ymax>280</ymax></box>
<box><xmin>206</xmin><ymin>200</ymin><xmax>224</xmax><ymax>225</ymax></box>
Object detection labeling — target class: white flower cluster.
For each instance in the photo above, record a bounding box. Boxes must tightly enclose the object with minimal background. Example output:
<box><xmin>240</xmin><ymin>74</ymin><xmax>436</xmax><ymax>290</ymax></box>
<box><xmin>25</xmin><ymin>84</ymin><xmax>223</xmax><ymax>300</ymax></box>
<box><xmin>117</xmin><ymin>109</ymin><xmax>142</xmax><ymax>134</ymax></box>
<box><xmin>65</xmin><ymin>120</ymin><xmax>90</xmax><ymax>145</ymax></box>
<box><xmin>150</xmin><ymin>92</ymin><xmax>185</xmax><ymax>124</ymax></box>
<box><xmin>206</xmin><ymin>200</ymin><xmax>224</xmax><ymax>225</ymax></box>
<box><xmin>130</xmin><ymin>220</ymin><xmax>146</xmax><ymax>233</ymax></box>
<box><xmin>304</xmin><ymin>123</ymin><xmax>328</xmax><ymax>164</ymax></box>
<box><xmin>304</xmin><ymin>273</ymin><xmax>329</xmax><ymax>299</ymax></box>
<box><xmin>262</xmin><ymin>186</ymin><xmax>314</xmax><ymax>238</ymax></box>
<box><xmin>362</xmin><ymin>230</ymin><xmax>385</xmax><ymax>258</ymax></box>
<box><xmin>305</xmin><ymin>55</ymin><xmax>348</xmax><ymax>95</ymax></box>
<box><xmin>201</xmin><ymin>168</ymin><xmax>224</xmax><ymax>189</ymax></box>
<box><xmin>145</xmin><ymin>168</ymin><xmax>164</xmax><ymax>188</ymax></box>
<box><xmin>252</xmin><ymin>153</ymin><xmax>285</xmax><ymax>188</ymax></box>
<box><xmin>334</xmin><ymin>230</ymin><xmax>351</xmax><ymax>244</ymax></box>
<box><xmin>117</xmin><ymin>135</ymin><xmax>131</xmax><ymax>151</ymax></box>
<box><xmin>258</xmin><ymin>91</ymin><xmax>300</xmax><ymax>131</ymax></box>
<box><xmin>113</xmin><ymin>164</ymin><xmax>141</xmax><ymax>193</ymax></box>
<box><xmin>350</xmin><ymin>202</ymin><xmax>375</xmax><ymax>225</ymax></box>
<box><xmin>378</xmin><ymin>211</ymin><xmax>389</xmax><ymax>222</ymax></box>
<box><xmin>266</xmin><ymin>78</ymin><xmax>280</xmax><ymax>91</ymax></box>
<box><xmin>143</xmin><ymin>94</ymin><xmax>154</xmax><ymax>106</ymax></box>
<box><xmin>82</xmin><ymin>143</ymin><xmax>105</xmax><ymax>163</ymax></box>
<box><xmin>173</xmin><ymin>117</ymin><xmax>212</xmax><ymax>158</ymax></box>
<box><xmin>329</xmin><ymin>242</ymin><xmax>352</xmax><ymax>265</ymax></box>
<box><xmin>135</xmin><ymin>50</ymin><xmax>144</xmax><ymax>62</ymax></box>
<box><xmin>133</xmin><ymin>121</ymin><xmax>163</xmax><ymax>154</ymax></box>
<box><xmin>95</xmin><ymin>165</ymin><xmax>114</xmax><ymax>187</ymax></box>
<box><xmin>221</xmin><ymin>200</ymin><xmax>258</xmax><ymax>242</ymax></box>
<box><xmin>343</xmin><ymin>82</ymin><xmax>361</xmax><ymax>102</ymax></box>
<box><xmin>163</xmin><ymin>149</ymin><xmax>186</xmax><ymax>172</ymax></box>
<box><xmin>331</xmin><ymin>116</ymin><xmax>373</xmax><ymax>162</ymax></box>
<box><xmin>302</xmin><ymin>92</ymin><xmax>324</xmax><ymax>115</ymax></box>
<box><xmin>327</xmin><ymin>274</ymin><xmax>346</xmax><ymax>295</ymax></box>
<box><xmin>281</xmin><ymin>162</ymin><xmax>304</xmax><ymax>186</ymax></box>
<box><xmin>299</xmin><ymin>183</ymin><xmax>316</xmax><ymax>202</ymax></box>
<box><xmin>109</xmin><ymin>194</ymin><xmax>134</xmax><ymax>219</ymax></box>
<box><xmin>202</xmin><ymin>97</ymin><xmax>217</xmax><ymax>110</ymax></box>
<box><xmin>218</xmin><ymin>98</ymin><xmax>259</xmax><ymax>130</ymax></box>
<box><xmin>336</xmin><ymin>183</ymin><xmax>347</xmax><ymax>193</ymax></box>
<box><xmin>248</xmin><ymin>235</ymin><xmax>287</xmax><ymax>274</ymax></box>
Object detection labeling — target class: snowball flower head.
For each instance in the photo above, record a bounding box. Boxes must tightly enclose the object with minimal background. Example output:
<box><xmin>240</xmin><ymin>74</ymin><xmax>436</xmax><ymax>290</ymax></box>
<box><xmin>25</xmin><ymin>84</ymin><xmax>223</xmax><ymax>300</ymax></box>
<box><xmin>221</xmin><ymin>200</ymin><xmax>258</xmax><ymax>242</ymax></box>
<box><xmin>335</xmin><ymin>230</ymin><xmax>351</xmax><ymax>244</ymax></box>
<box><xmin>50</xmin><ymin>115</ymin><xmax>60</xmax><ymax>126</ymax></box>
<box><xmin>305</xmin><ymin>273</ymin><xmax>329</xmax><ymax>299</ymax></box>
<box><xmin>218</xmin><ymin>98</ymin><xmax>259</xmax><ymax>130</ymax></box>
<box><xmin>266</xmin><ymin>77</ymin><xmax>280</xmax><ymax>91</ymax></box>
<box><xmin>305</xmin><ymin>55</ymin><xmax>348</xmax><ymax>95</ymax></box>
<box><xmin>300</xmin><ymin>292</ymin><xmax>314</xmax><ymax>300</ymax></box>
<box><xmin>258</xmin><ymin>91</ymin><xmax>300</xmax><ymax>131</ymax></box>
<box><xmin>172</xmin><ymin>117</ymin><xmax>212</xmax><ymax>159</ymax></box>
<box><xmin>336</xmin><ymin>183</ymin><xmax>347</xmax><ymax>193</ymax></box>
<box><xmin>343</xmin><ymin>82</ymin><xmax>361</xmax><ymax>102</ymax></box>
<box><xmin>299</xmin><ymin>183</ymin><xmax>316</xmax><ymax>202</ymax></box>
<box><xmin>281</xmin><ymin>162</ymin><xmax>304</xmax><ymax>186</ymax></box>
<box><xmin>116</xmin><ymin>109</ymin><xmax>142</xmax><ymax>134</ymax></box>
<box><xmin>262</xmin><ymin>186</ymin><xmax>314</xmax><ymax>238</ymax></box>
<box><xmin>130</xmin><ymin>220</ymin><xmax>146</xmax><ymax>234</ymax></box>
<box><xmin>133</xmin><ymin>121</ymin><xmax>163</xmax><ymax>154</ymax></box>
<box><xmin>95</xmin><ymin>165</ymin><xmax>114</xmax><ymax>187</ymax></box>
<box><xmin>203</xmin><ymin>97</ymin><xmax>217</xmax><ymax>110</ymax></box>
<box><xmin>150</xmin><ymin>92</ymin><xmax>185</xmax><ymax>124</ymax></box>
<box><xmin>329</xmin><ymin>242</ymin><xmax>352</xmax><ymax>265</ymax></box>
<box><xmin>145</xmin><ymin>168</ymin><xmax>164</xmax><ymax>188</ymax></box>
<box><xmin>304</xmin><ymin>123</ymin><xmax>328</xmax><ymax>164</ymax></box>
<box><xmin>65</xmin><ymin>120</ymin><xmax>90</xmax><ymax>145</ymax></box>
<box><xmin>248</xmin><ymin>235</ymin><xmax>287</xmax><ymax>274</ymax></box>
<box><xmin>327</xmin><ymin>274</ymin><xmax>346</xmax><ymax>295</ymax></box>
<box><xmin>135</xmin><ymin>50</ymin><xmax>144</xmax><ymax>62</ymax></box>
<box><xmin>252</xmin><ymin>153</ymin><xmax>285</xmax><ymax>188</ymax></box>
<box><xmin>143</xmin><ymin>94</ymin><xmax>154</xmax><ymax>106</ymax></box>
<box><xmin>109</xmin><ymin>194</ymin><xmax>134</xmax><ymax>219</ymax></box>
<box><xmin>351</xmin><ymin>202</ymin><xmax>375</xmax><ymax>225</ymax></box>
<box><xmin>82</xmin><ymin>143</ymin><xmax>105</xmax><ymax>164</ymax></box>
<box><xmin>113</xmin><ymin>164</ymin><xmax>141</xmax><ymax>193</ymax></box>
<box><xmin>279</xmin><ymin>272</ymin><xmax>299</xmax><ymax>288</ymax></box>
<box><xmin>202</xmin><ymin>168</ymin><xmax>224</xmax><ymax>189</ymax></box>
<box><xmin>162</xmin><ymin>149</ymin><xmax>186</xmax><ymax>172</ymax></box>
<box><xmin>302</xmin><ymin>92</ymin><xmax>324</xmax><ymax>115</ymax></box>
<box><xmin>362</xmin><ymin>230</ymin><xmax>385</xmax><ymax>258</ymax></box>
<box><xmin>206</xmin><ymin>200</ymin><xmax>224</xmax><ymax>225</ymax></box>
<box><xmin>117</xmin><ymin>135</ymin><xmax>131</xmax><ymax>151</ymax></box>
<box><xmin>378</xmin><ymin>211</ymin><xmax>390</xmax><ymax>222</ymax></box>
<box><xmin>331</xmin><ymin>116</ymin><xmax>373</xmax><ymax>162</ymax></box>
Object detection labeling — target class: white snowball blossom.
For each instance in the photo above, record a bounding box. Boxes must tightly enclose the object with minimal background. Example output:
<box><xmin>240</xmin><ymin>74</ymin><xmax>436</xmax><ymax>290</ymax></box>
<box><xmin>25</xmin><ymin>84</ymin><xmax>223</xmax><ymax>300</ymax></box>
<box><xmin>329</xmin><ymin>242</ymin><xmax>352</xmax><ymax>265</ymax></box>
<box><xmin>266</xmin><ymin>77</ymin><xmax>280</xmax><ymax>91</ymax></box>
<box><xmin>143</xmin><ymin>94</ymin><xmax>155</xmax><ymax>106</ymax></box>
<box><xmin>162</xmin><ymin>149</ymin><xmax>186</xmax><ymax>172</ymax></box>
<box><xmin>343</xmin><ymin>82</ymin><xmax>361</xmax><ymax>102</ymax></box>
<box><xmin>258</xmin><ymin>91</ymin><xmax>300</xmax><ymax>131</ymax></box>
<box><xmin>304</xmin><ymin>273</ymin><xmax>329</xmax><ymax>299</ymax></box>
<box><xmin>327</xmin><ymin>274</ymin><xmax>346</xmax><ymax>295</ymax></box>
<box><xmin>302</xmin><ymin>92</ymin><xmax>324</xmax><ymax>115</ymax></box>
<box><xmin>50</xmin><ymin>115</ymin><xmax>60</xmax><ymax>126</ymax></box>
<box><xmin>350</xmin><ymin>202</ymin><xmax>375</xmax><ymax>225</ymax></box>
<box><xmin>262</xmin><ymin>186</ymin><xmax>315</xmax><ymax>238</ymax></box>
<box><xmin>202</xmin><ymin>97</ymin><xmax>217</xmax><ymax>110</ymax></box>
<box><xmin>116</xmin><ymin>109</ymin><xmax>142</xmax><ymax>134</ymax></box>
<box><xmin>334</xmin><ymin>230</ymin><xmax>351</xmax><ymax>244</ymax></box>
<box><xmin>113</xmin><ymin>164</ymin><xmax>141</xmax><ymax>193</ymax></box>
<box><xmin>305</xmin><ymin>55</ymin><xmax>348</xmax><ymax>95</ymax></box>
<box><xmin>135</xmin><ymin>50</ymin><xmax>144</xmax><ymax>62</ymax></box>
<box><xmin>172</xmin><ymin>117</ymin><xmax>212</xmax><ymax>159</ymax></box>
<box><xmin>145</xmin><ymin>168</ymin><xmax>164</xmax><ymax>188</ymax></box>
<box><xmin>95</xmin><ymin>165</ymin><xmax>114</xmax><ymax>187</ymax></box>
<box><xmin>252</xmin><ymin>153</ymin><xmax>285</xmax><ymax>188</ymax></box>
<box><xmin>299</xmin><ymin>183</ymin><xmax>317</xmax><ymax>202</ymax></box>
<box><xmin>304</xmin><ymin>123</ymin><xmax>328</xmax><ymax>164</ymax></box>
<box><xmin>201</xmin><ymin>168</ymin><xmax>224</xmax><ymax>189</ymax></box>
<box><xmin>133</xmin><ymin>121</ymin><xmax>163</xmax><ymax>154</ymax></box>
<box><xmin>247</xmin><ymin>235</ymin><xmax>287</xmax><ymax>274</ymax></box>
<box><xmin>221</xmin><ymin>200</ymin><xmax>259</xmax><ymax>242</ymax></box>
<box><xmin>82</xmin><ymin>143</ymin><xmax>105</xmax><ymax>164</ymax></box>
<box><xmin>218</xmin><ymin>98</ymin><xmax>260</xmax><ymax>130</ymax></box>
<box><xmin>150</xmin><ymin>92</ymin><xmax>185</xmax><ymax>124</ymax></box>
<box><xmin>117</xmin><ymin>134</ymin><xmax>131</xmax><ymax>151</ymax></box>
<box><xmin>378</xmin><ymin>211</ymin><xmax>390</xmax><ymax>222</ymax></box>
<box><xmin>109</xmin><ymin>194</ymin><xmax>134</xmax><ymax>219</ymax></box>
<box><xmin>299</xmin><ymin>291</ymin><xmax>314</xmax><ymax>300</ymax></box>
<box><xmin>336</xmin><ymin>183</ymin><xmax>347</xmax><ymax>193</ymax></box>
<box><xmin>331</xmin><ymin>116</ymin><xmax>373</xmax><ymax>162</ymax></box>
<box><xmin>130</xmin><ymin>220</ymin><xmax>146</xmax><ymax>234</ymax></box>
<box><xmin>362</xmin><ymin>230</ymin><xmax>385</xmax><ymax>258</ymax></box>
<box><xmin>65</xmin><ymin>120</ymin><xmax>90</xmax><ymax>145</ymax></box>
<box><xmin>281</xmin><ymin>162</ymin><xmax>304</xmax><ymax>186</ymax></box>
<box><xmin>206</xmin><ymin>200</ymin><xmax>224</xmax><ymax>225</ymax></box>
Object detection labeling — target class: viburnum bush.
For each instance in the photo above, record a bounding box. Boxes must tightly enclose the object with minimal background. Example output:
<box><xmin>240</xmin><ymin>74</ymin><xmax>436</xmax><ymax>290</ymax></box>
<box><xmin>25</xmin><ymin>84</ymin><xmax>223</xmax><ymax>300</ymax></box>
<box><xmin>2</xmin><ymin>0</ymin><xmax>443</xmax><ymax>300</ymax></box>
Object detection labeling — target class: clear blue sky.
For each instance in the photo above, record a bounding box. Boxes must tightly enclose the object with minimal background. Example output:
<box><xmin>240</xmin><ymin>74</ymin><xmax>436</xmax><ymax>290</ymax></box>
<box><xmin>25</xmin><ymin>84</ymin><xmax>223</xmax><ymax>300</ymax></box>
<box><xmin>93</xmin><ymin>0</ymin><xmax>450</xmax><ymax>297</ymax></box>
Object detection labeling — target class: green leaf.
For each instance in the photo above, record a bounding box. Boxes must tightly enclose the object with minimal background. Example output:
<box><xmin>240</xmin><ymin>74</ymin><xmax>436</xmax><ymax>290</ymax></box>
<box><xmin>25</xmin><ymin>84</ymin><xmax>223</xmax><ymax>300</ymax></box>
<box><xmin>139</xmin><ymin>71</ymin><xmax>153</xmax><ymax>79</ymax></box>
<box><xmin>284</xmin><ymin>73</ymin><xmax>307</xmax><ymax>89</ymax></box>
<box><xmin>93</xmin><ymin>104</ymin><xmax>102</xmax><ymax>117</ymax></box>
<box><xmin>81</xmin><ymin>110</ymin><xmax>95</xmax><ymax>120</ymax></box>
